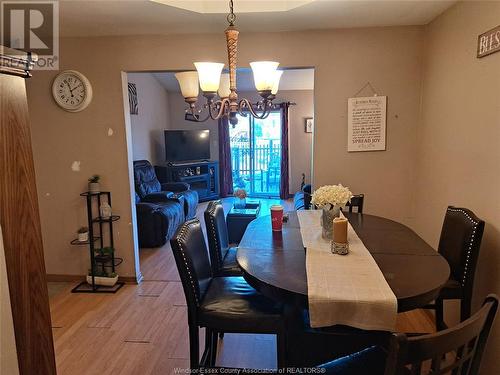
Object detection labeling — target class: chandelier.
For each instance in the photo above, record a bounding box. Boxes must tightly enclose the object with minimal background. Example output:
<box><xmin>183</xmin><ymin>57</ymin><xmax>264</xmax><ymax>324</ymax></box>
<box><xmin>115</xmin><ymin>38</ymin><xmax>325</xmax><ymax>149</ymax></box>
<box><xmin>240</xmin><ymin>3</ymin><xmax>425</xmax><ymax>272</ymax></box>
<box><xmin>175</xmin><ymin>0</ymin><xmax>282</xmax><ymax>126</ymax></box>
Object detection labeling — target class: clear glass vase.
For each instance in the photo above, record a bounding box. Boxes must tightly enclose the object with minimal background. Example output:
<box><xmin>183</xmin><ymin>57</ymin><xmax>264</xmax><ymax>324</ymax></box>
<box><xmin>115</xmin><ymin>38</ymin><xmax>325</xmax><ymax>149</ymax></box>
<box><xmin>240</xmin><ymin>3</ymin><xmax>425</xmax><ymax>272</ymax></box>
<box><xmin>234</xmin><ymin>197</ymin><xmax>246</xmax><ymax>209</ymax></box>
<box><xmin>322</xmin><ymin>205</ymin><xmax>341</xmax><ymax>239</ymax></box>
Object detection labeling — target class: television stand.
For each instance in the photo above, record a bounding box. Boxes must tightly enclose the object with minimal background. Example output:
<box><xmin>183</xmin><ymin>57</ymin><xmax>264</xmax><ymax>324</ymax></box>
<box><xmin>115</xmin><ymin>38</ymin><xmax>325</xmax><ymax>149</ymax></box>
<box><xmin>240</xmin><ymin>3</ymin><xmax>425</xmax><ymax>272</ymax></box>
<box><xmin>155</xmin><ymin>161</ymin><xmax>219</xmax><ymax>202</ymax></box>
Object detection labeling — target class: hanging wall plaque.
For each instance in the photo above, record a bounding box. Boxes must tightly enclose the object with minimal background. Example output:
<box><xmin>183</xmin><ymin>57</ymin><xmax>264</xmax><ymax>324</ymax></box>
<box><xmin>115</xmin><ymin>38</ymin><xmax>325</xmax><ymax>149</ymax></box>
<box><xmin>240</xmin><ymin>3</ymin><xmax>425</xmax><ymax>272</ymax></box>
<box><xmin>348</xmin><ymin>96</ymin><xmax>387</xmax><ymax>152</ymax></box>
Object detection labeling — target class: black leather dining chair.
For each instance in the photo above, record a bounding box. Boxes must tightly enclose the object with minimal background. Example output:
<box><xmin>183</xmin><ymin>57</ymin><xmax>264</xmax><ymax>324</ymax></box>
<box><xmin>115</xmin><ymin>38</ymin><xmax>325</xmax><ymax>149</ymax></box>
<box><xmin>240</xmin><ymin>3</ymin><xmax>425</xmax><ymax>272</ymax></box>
<box><xmin>318</xmin><ymin>294</ymin><xmax>498</xmax><ymax>375</ymax></box>
<box><xmin>426</xmin><ymin>206</ymin><xmax>485</xmax><ymax>330</ymax></box>
<box><xmin>170</xmin><ymin>219</ymin><xmax>287</xmax><ymax>369</ymax></box>
<box><xmin>204</xmin><ymin>200</ymin><xmax>242</xmax><ymax>276</ymax></box>
<box><xmin>346</xmin><ymin>194</ymin><xmax>364</xmax><ymax>213</ymax></box>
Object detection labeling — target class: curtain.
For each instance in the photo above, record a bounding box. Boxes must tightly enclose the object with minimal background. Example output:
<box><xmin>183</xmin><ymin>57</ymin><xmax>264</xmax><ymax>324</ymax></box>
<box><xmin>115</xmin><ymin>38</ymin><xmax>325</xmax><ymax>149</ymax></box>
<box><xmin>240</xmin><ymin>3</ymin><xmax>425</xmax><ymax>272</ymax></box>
<box><xmin>279</xmin><ymin>103</ymin><xmax>290</xmax><ymax>199</ymax></box>
<box><xmin>218</xmin><ymin>117</ymin><xmax>234</xmax><ymax>197</ymax></box>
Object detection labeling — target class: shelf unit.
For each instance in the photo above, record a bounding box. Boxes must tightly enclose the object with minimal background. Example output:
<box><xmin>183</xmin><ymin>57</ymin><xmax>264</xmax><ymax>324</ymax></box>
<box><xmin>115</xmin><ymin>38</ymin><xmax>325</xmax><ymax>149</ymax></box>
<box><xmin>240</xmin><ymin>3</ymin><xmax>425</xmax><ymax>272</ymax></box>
<box><xmin>155</xmin><ymin>161</ymin><xmax>219</xmax><ymax>202</ymax></box>
<box><xmin>70</xmin><ymin>191</ymin><xmax>124</xmax><ymax>293</ymax></box>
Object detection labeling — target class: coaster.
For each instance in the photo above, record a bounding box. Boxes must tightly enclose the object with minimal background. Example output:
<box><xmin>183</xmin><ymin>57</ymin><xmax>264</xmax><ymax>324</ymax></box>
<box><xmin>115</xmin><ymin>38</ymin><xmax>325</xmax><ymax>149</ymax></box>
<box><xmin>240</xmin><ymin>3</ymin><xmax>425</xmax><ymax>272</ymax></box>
<box><xmin>331</xmin><ymin>241</ymin><xmax>349</xmax><ymax>255</ymax></box>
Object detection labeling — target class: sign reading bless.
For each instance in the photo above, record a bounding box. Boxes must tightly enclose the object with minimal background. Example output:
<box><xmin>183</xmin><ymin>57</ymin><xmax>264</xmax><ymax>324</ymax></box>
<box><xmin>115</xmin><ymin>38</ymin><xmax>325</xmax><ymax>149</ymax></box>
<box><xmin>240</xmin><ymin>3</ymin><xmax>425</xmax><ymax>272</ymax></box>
<box><xmin>477</xmin><ymin>25</ymin><xmax>500</xmax><ymax>58</ymax></box>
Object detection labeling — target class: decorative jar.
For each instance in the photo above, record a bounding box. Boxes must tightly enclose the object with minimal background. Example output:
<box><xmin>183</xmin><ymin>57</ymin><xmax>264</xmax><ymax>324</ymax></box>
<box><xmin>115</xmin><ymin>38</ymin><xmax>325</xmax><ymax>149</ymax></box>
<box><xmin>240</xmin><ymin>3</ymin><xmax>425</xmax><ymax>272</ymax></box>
<box><xmin>234</xmin><ymin>197</ymin><xmax>246</xmax><ymax>209</ymax></box>
<box><xmin>100</xmin><ymin>202</ymin><xmax>112</xmax><ymax>219</ymax></box>
<box><xmin>321</xmin><ymin>205</ymin><xmax>341</xmax><ymax>239</ymax></box>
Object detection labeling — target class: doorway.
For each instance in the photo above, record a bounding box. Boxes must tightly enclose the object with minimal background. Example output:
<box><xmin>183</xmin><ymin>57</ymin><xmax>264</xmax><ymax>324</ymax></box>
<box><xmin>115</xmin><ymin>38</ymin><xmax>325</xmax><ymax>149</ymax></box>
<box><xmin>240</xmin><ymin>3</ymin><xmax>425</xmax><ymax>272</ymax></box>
<box><xmin>230</xmin><ymin>111</ymin><xmax>282</xmax><ymax>198</ymax></box>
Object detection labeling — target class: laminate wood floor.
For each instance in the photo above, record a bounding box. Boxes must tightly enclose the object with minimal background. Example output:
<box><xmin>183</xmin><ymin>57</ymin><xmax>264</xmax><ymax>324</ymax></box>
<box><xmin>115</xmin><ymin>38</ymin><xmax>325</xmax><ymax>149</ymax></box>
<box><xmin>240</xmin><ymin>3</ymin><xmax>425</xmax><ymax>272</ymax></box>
<box><xmin>49</xmin><ymin>198</ymin><xmax>435</xmax><ymax>374</ymax></box>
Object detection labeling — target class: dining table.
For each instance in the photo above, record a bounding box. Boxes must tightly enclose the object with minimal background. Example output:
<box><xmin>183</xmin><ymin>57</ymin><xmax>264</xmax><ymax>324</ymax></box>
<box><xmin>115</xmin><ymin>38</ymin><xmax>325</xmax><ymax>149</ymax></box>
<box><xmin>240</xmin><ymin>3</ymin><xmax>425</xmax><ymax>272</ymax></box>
<box><xmin>235</xmin><ymin>210</ymin><xmax>450</xmax><ymax>366</ymax></box>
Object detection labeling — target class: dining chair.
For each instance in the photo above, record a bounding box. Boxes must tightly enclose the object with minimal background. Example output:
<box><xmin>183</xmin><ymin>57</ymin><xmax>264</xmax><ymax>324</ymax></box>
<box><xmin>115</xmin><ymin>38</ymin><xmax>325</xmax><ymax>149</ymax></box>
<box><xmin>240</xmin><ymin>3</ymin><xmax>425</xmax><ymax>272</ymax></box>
<box><xmin>170</xmin><ymin>219</ymin><xmax>287</xmax><ymax>369</ymax></box>
<box><xmin>426</xmin><ymin>206</ymin><xmax>485</xmax><ymax>330</ymax></box>
<box><xmin>318</xmin><ymin>294</ymin><xmax>498</xmax><ymax>375</ymax></box>
<box><xmin>346</xmin><ymin>194</ymin><xmax>364</xmax><ymax>213</ymax></box>
<box><xmin>204</xmin><ymin>200</ymin><xmax>243</xmax><ymax>276</ymax></box>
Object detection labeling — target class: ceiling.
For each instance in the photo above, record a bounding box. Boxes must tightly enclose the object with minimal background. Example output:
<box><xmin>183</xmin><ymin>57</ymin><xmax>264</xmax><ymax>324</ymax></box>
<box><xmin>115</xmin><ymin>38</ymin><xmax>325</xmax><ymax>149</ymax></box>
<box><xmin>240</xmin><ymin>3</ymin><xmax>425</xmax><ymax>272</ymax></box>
<box><xmin>58</xmin><ymin>0</ymin><xmax>456</xmax><ymax>38</ymax></box>
<box><xmin>152</xmin><ymin>68</ymin><xmax>315</xmax><ymax>93</ymax></box>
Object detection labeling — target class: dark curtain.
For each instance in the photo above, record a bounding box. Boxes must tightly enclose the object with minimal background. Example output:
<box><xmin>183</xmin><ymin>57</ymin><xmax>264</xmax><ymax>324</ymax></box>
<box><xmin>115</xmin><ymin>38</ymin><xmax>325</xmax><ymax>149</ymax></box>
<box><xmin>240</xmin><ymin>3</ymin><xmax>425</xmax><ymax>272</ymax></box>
<box><xmin>279</xmin><ymin>103</ymin><xmax>290</xmax><ymax>199</ymax></box>
<box><xmin>218</xmin><ymin>116</ymin><xmax>234</xmax><ymax>197</ymax></box>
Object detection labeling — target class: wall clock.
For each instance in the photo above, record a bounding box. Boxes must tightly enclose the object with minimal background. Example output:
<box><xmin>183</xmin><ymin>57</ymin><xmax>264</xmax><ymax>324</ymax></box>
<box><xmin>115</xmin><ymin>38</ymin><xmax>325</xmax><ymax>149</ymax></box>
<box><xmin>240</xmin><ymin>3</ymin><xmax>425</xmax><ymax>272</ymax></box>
<box><xmin>52</xmin><ymin>70</ymin><xmax>93</xmax><ymax>112</ymax></box>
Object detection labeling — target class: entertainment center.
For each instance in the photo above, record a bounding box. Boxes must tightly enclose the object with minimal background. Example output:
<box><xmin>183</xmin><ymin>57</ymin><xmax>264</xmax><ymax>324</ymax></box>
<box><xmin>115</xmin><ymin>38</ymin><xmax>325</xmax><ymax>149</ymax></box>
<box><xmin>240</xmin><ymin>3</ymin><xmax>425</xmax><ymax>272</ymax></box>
<box><xmin>157</xmin><ymin>129</ymin><xmax>220</xmax><ymax>202</ymax></box>
<box><xmin>155</xmin><ymin>161</ymin><xmax>219</xmax><ymax>202</ymax></box>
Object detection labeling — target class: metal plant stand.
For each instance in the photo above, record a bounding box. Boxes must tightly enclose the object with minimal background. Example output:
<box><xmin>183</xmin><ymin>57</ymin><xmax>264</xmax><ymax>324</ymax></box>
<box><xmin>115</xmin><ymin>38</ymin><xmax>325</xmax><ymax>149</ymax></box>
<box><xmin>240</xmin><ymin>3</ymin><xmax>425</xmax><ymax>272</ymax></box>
<box><xmin>70</xmin><ymin>191</ymin><xmax>124</xmax><ymax>293</ymax></box>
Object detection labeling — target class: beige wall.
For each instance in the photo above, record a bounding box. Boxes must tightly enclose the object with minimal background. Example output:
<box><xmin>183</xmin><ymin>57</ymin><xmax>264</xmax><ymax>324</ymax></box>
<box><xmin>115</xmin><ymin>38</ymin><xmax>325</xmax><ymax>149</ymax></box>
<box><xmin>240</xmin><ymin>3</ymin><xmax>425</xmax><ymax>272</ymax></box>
<box><xmin>168</xmin><ymin>89</ymin><xmax>314</xmax><ymax>193</ymax></box>
<box><xmin>414</xmin><ymin>2</ymin><xmax>500</xmax><ymax>372</ymax></box>
<box><xmin>27</xmin><ymin>26</ymin><xmax>424</xmax><ymax>278</ymax></box>
<box><xmin>127</xmin><ymin>73</ymin><xmax>170</xmax><ymax>165</ymax></box>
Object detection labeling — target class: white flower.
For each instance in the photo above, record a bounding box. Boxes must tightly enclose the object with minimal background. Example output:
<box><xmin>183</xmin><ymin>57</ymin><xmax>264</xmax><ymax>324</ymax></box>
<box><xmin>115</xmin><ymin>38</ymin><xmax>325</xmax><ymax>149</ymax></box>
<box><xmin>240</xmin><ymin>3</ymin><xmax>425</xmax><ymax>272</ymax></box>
<box><xmin>311</xmin><ymin>184</ymin><xmax>353</xmax><ymax>208</ymax></box>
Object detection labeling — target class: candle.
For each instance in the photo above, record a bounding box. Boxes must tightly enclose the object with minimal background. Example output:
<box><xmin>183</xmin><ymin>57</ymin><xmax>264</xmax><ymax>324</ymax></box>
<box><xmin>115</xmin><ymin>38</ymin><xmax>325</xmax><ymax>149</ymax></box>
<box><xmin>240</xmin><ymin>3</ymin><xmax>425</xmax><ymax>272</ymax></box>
<box><xmin>333</xmin><ymin>217</ymin><xmax>348</xmax><ymax>244</ymax></box>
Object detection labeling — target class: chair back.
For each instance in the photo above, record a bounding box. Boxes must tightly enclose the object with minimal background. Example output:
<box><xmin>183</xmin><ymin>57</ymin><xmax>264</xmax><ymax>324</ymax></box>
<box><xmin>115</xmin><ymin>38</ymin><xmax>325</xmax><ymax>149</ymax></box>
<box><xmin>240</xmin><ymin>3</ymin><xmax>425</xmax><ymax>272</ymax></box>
<box><xmin>347</xmin><ymin>194</ymin><xmax>364</xmax><ymax>213</ymax></box>
<box><xmin>204</xmin><ymin>201</ymin><xmax>230</xmax><ymax>275</ymax></box>
<box><xmin>438</xmin><ymin>207</ymin><xmax>485</xmax><ymax>292</ymax></box>
<box><xmin>170</xmin><ymin>219</ymin><xmax>213</xmax><ymax>321</ymax></box>
<box><xmin>133</xmin><ymin>160</ymin><xmax>161</xmax><ymax>199</ymax></box>
<box><xmin>384</xmin><ymin>295</ymin><xmax>498</xmax><ymax>375</ymax></box>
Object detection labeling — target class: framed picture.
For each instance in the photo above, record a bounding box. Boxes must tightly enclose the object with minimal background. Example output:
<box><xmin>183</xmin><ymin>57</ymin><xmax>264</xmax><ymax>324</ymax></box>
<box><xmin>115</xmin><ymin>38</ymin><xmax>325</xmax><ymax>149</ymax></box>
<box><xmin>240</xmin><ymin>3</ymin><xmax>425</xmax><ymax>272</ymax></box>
<box><xmin>305</xmin><ymin>118</ymin><xmax>314</xmax><ymax>133</ymax></box>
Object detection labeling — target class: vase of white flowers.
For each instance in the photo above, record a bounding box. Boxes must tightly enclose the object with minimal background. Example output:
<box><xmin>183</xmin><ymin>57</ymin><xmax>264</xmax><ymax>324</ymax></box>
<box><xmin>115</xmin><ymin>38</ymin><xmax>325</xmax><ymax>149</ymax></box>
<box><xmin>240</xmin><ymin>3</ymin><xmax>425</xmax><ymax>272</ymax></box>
<box><xmin>311</xmin><ymin>184</ymin><xmax>353</xmax><ymax>239</ymax></box>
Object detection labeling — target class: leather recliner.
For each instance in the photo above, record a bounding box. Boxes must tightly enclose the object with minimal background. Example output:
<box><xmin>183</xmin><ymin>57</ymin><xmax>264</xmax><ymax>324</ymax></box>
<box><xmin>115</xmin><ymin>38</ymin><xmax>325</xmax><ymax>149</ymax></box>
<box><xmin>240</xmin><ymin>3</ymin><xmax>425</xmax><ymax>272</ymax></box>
<box><xmin>134</xmin><ymin>192</ymin><xmax>185</xmax><ymax>248</ymax></box>
<box><xmin>133</xmin><ymin>160</ymin><xmax>199</xmax><ymax>220</ymax></box>
<box><xmin>204</xmin><ymin>201</ymin><xmax>242</xmax><ymax>276</ymax></box>
<box><xmin>170</xmin><ymin>219</ymin><xmax>287</xmax><ymax>369</ymax></box>
<box><xmin>294</xmin><ymin>184</ymin><xmax>312</xmax><ymax>210</ymax></box>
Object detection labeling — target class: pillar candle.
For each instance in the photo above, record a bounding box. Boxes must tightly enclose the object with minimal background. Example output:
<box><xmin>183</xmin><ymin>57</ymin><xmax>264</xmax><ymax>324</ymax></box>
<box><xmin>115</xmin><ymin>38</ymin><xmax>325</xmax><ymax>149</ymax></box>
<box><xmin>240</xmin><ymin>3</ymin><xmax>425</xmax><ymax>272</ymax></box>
<box><xmin>333</xmin><ymin>217</ymin><xmax>348</xmax><ymax>244</ymax></box>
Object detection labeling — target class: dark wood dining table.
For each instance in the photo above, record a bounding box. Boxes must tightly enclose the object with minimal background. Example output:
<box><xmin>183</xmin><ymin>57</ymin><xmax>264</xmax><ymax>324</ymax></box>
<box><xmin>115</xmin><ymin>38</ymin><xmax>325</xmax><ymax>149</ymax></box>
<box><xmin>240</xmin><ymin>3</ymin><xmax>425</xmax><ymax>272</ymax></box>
<box><xmin>236</xmin><ymin>211</ymin><xmax>451</xmax><ymax>366</ymax></box>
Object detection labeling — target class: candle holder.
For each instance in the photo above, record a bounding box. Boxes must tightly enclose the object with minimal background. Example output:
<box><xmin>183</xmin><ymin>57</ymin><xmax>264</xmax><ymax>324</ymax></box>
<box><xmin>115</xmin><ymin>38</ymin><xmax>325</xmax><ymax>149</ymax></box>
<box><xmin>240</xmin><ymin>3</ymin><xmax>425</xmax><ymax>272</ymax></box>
<box><xmin>331</xmin><ymin>241</ymin><xmax>349</xmax><ymax>255</ymax></box>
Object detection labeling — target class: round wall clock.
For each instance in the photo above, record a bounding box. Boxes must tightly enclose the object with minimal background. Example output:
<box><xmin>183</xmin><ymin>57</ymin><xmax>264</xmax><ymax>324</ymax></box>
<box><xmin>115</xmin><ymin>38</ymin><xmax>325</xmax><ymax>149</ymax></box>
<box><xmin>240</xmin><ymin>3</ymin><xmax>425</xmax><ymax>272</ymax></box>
<box><xmin>52</xmin><ymin>70</ymin><xmax>93</xmax><ymax>112</ymax></box>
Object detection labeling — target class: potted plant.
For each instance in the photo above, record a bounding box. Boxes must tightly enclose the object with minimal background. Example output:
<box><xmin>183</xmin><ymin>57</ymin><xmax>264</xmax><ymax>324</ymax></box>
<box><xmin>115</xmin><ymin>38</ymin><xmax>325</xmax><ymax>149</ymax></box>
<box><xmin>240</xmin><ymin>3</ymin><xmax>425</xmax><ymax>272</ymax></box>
<box><xmin>88</xmin><ymin>175</ymin><xmax>100</xmax><ymax>193</ymax></box>
<box><xmin>87</xmin><ymin>247</ymin><xmax>119</xmax><ymax>286</ymax></box>
<box><xmin>86</xmin><ymin>270</ymin><xmax>118</xmax><ymax>287</ymax></box>
<box><xmin>77</xmin><ymin>226</ymin><xmax>89</xmax><ymax>242</ymax></box>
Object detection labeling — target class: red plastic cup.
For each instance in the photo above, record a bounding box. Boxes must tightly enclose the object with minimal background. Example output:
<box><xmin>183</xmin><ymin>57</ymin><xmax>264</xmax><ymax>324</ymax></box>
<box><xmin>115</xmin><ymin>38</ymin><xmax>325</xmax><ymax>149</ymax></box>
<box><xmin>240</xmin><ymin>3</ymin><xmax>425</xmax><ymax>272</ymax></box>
<box><xmin>271</xmin><ymin>205</ymin><xmax>284</xmax><ymax>231</ymax></box>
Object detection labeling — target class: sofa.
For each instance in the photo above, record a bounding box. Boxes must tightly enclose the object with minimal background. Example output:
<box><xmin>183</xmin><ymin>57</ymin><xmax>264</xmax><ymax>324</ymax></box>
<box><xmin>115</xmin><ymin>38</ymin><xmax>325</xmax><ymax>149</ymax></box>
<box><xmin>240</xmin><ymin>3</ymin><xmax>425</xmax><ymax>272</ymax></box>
<box><xmin>134</xmin><ymin>193</ymin><xmax>185</xmax><ymax>247</ymax></box>
<box><xmin>133</xmin><ymin>160</ymin><xmax>199</xmax><ymax>247</ymax></box>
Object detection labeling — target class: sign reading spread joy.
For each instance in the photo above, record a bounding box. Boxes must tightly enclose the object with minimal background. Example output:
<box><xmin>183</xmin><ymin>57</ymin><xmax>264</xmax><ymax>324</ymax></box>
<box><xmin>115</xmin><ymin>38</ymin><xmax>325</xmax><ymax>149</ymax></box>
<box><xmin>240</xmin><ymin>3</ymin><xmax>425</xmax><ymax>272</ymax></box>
<box><xmin>477</xmin><ymin>25</ymin><xmax>500</xmax><ymax>58</ymax></box>
<box><xmin>347</xmin><ymin>96</ymin><xmax>387</xmax><ymax>152</ymax></box>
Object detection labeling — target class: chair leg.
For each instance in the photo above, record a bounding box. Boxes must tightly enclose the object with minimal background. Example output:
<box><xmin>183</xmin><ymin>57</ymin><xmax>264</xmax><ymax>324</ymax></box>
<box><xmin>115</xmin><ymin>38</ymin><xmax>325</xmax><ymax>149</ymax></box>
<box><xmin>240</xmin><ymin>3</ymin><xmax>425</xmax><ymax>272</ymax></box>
<box><xmin>276</xmin><ymin>332</ymin><xmax>287</xmax><ymax>369</ymax></box>
<box><xmin>210</xmin><ymin>330</ymin><xmax>218</xmax><ymax>366</ymax></box>
<box><xmin>435</xmin><ymin>298</ymin><xmax>446</xmax><ymax>331</ymax></box>
<box><xmin>460</xmin><ymin>298</ymin><xmax>472</xmax><ymax>322</ymax></box>
<box><xmin>202</xmin><ymin>328</ymin><xmax>212</xmax><ymax>367</ymax></box>
<box><xmin>188</xmin><ymin>324</ymin><xmax>200</xmax><ymax>369</ymax></box>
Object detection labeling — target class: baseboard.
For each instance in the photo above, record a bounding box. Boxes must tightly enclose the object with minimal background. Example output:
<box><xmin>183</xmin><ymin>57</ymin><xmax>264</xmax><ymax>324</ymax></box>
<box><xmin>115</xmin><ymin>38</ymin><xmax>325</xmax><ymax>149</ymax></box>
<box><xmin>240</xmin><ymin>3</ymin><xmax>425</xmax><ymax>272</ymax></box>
<box><xmin>46</xmin><ymin>274</ymin><xmax>138</xmax><ymax>284</ymax></box>
<box><xmin>119</xmin><ymin>275</ymin><xmax>139</xmax><ymax>284</ymax></box>
<box><xmin>46</xmin><ymin>274</ymin><xmax>84</xmax><ymax>282</ymax></box>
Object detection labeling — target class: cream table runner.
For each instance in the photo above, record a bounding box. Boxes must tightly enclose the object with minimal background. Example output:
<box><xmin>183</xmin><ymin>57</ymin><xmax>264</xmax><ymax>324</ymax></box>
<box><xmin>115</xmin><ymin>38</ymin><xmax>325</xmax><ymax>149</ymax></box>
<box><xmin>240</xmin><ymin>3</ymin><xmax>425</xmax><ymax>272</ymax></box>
<box><xmin>297</xmin><ymin>210</ymin><xmax>397</xmax><ymax>330</ymax></box>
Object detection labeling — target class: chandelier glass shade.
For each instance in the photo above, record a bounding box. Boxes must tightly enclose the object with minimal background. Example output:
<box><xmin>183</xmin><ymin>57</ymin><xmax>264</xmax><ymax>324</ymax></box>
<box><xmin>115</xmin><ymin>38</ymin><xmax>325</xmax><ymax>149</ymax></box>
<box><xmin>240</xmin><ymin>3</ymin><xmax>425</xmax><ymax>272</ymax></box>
<box><xmin>175</xmin><ymin>0</ymin><xmax>282</xmax><ymax>126</ymax></box>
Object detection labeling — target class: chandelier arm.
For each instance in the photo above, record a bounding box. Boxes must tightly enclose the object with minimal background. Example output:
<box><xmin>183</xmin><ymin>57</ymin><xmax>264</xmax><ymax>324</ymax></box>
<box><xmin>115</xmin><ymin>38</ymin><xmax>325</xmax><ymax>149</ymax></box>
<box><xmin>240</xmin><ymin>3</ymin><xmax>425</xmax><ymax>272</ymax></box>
<box><xmin>208</xmin><ymin>98</ymin><xmax>230</xmax><ymax>121</ymax></box>
<box><xmin>238</xmin><ymin>98</ymin><xmax>272</xmax><ymax>119</ymax></box>
<box><xmin>187</xmin><ymin>106</ymin><xmax>211</xmax><ymax>122</ymax></box>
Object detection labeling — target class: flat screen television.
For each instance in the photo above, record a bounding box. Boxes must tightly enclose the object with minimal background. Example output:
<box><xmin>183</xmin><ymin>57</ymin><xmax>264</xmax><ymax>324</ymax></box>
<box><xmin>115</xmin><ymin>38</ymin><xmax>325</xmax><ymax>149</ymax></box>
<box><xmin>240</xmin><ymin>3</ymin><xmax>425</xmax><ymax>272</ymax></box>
<box><xmin>164</xmin><ymin>130</ymin><xmax>211</xmax><ymax>162</ymax></box>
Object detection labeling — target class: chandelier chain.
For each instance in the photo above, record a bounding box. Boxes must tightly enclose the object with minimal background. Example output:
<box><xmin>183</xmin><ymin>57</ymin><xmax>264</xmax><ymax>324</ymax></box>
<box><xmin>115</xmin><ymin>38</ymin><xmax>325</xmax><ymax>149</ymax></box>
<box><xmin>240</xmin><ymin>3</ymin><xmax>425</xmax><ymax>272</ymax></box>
<box><xmin>227</xmin><ymin>0</ymin><xmax>236</xmax><ymax>26</ymax></box>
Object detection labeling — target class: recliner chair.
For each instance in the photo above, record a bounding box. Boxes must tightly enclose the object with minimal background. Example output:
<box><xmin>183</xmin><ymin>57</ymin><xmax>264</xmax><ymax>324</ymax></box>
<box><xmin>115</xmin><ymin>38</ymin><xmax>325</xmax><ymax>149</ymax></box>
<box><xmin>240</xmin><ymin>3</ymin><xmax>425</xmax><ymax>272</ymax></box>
<box><xmin>133</xmin><ymin>160</ymin><xmax>198</xmax><ymax>219</ymax></box>
<box><xmin>134</xmin><ymin>192</ymin><xmax>185</xmax><ymax>247</ymax></box>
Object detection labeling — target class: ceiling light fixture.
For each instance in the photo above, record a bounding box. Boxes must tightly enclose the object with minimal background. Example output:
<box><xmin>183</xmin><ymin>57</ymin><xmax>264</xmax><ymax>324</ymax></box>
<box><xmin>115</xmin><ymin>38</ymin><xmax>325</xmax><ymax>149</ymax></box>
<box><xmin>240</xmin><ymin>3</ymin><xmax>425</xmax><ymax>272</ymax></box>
<box><xmin>175</xmin><ymin>0</ymin><xmax>282</xmax><ymax>126</ymax></box>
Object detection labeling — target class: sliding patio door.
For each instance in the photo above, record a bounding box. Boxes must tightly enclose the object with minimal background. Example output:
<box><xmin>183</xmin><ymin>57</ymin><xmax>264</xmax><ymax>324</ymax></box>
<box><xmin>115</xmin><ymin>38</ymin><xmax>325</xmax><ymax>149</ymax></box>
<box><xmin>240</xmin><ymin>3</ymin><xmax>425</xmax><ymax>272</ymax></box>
<box><xmin>230</xmin><ymin>112</ymin><xmax>282</xmax><ymax>198</ymax></box>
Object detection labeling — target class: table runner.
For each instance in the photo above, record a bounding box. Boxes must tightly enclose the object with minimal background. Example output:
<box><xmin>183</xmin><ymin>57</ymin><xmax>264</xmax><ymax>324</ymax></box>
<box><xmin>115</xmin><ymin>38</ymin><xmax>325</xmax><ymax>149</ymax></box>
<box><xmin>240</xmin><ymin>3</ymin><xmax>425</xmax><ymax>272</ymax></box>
<box><xmin>297</xmin><ymin>210</ymin><xmax>397</xmax><ymax>330</ymax></box>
